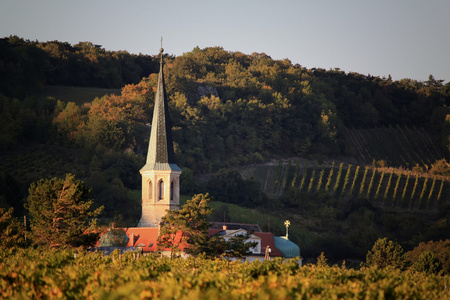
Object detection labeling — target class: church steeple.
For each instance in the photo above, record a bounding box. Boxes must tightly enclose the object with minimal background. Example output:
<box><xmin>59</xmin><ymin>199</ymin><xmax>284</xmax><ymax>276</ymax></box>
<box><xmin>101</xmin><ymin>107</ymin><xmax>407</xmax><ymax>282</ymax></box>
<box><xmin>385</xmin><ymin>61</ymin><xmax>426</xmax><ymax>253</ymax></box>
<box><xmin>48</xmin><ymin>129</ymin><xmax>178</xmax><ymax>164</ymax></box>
<box><xmin>138</xmin><ymin>42</ymin><xmax>181</xmax><ymax>227</ymax></box>
<box><xmin>141</xmin><ymin>46</ymin><xmax>178</xmax><ymax>172</ymax></box>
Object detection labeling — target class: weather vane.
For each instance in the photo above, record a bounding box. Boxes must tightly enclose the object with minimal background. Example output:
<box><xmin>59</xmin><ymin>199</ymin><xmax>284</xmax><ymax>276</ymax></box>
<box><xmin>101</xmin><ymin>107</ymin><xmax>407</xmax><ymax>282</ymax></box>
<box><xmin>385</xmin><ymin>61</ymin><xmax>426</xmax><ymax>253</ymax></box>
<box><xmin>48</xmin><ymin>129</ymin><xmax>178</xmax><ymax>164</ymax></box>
<box><xmin>284</xmin><ymin>220</ymin><xmax>290</xmax><ymax>239</ymax></box>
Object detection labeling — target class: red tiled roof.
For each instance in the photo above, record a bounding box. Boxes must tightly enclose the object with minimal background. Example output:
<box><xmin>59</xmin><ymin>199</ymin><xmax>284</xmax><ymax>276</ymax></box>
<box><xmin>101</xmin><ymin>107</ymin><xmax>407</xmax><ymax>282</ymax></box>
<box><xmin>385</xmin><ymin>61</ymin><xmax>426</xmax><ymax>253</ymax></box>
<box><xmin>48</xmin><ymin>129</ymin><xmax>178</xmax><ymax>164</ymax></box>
<box><xmin>124</xmin><ymin>227</ymin><xmax>159</xmax><ymax>252</ymax></box>
<box><xmin>97</xmin><ymin>226</ymin><xmax>284</xmax><ymax>257</ymax></box>
<box><xmin>123</xmin><ymin>227</ymin><xmax>189</xmax><ymax>252</ymax></box>
<box><xmin>254</xmin><ymin>232</ymin><xmax>283</xmax><ymax>257</ymax></box>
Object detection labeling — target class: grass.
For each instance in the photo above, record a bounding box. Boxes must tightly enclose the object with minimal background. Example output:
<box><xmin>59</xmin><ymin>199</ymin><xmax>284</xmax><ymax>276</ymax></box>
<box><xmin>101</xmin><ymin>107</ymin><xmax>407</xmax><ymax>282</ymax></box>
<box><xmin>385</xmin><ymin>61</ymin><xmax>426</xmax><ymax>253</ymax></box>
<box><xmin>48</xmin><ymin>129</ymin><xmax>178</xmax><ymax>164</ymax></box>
<box><xmin>37</xmin><ymin>85</ymin><xmax>121</xmax><ymax>105</ymax></box>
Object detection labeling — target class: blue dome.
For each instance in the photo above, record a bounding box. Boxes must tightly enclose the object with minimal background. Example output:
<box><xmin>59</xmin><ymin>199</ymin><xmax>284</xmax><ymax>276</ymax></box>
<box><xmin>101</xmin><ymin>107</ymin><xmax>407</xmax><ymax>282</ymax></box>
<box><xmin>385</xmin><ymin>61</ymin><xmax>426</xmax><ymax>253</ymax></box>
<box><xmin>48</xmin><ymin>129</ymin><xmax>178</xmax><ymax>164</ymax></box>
<box><xmin>274</xmin><ymin>236</ymin><xmax>300</xmax><ymax>258</ymax></box>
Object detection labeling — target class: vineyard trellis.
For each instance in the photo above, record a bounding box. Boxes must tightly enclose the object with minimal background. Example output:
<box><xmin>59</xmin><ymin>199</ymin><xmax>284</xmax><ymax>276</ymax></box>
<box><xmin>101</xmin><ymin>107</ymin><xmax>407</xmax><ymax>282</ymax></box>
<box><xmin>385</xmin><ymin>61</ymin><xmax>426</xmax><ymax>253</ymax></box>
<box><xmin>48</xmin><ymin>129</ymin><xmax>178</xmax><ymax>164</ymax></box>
<box><xmin>268</xmin><ymin>160</ymin><xmax>448</xmax><ymax>211</ymax></box>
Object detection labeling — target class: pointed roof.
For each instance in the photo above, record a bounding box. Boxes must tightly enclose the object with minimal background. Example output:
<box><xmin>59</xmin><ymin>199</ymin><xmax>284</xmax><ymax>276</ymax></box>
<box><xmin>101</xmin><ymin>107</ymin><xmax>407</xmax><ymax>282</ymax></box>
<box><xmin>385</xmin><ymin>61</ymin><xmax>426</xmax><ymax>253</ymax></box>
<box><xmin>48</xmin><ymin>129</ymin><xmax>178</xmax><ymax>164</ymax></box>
<box><xmin>141</xmin><ymin>48</ymin><xmax>180</xmax><ymax>172</ymax></box>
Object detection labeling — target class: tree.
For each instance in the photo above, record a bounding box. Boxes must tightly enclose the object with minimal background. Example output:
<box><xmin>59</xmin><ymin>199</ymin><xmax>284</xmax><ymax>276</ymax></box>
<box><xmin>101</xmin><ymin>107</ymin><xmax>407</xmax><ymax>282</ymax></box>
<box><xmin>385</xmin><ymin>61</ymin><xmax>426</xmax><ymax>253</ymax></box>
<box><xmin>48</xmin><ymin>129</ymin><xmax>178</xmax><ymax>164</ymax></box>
<box><xmin>26</xmin><ymin>173</ymin><xmax>103</xmax><ymax>248</ymax></box>
<box><xmin>407</xmin><ymin>240</ymin><xmax>450</xmax><ymax>274</ymax></box>
<box><xmin>0</xmin><ymin>207</ymin><xmax>27</xmax><ymax>248</ymax></box>
<box><xmin>157</xmin><ymin>193</ymin><xmax>212</xmax><ymax>257</ymax></box>
<box><xmin>412</xmin><ymin>251</ymin><xmax>443</xmax><ymax>275</ymax></box>
<box><xmin>207</xmin><ymin>169</ymin><xmax>264</xmax><ymax>207</ymax></box>
<box><xmin>222</xmin><ymin>232</ymin><xmax>258</xmax><ymax>260</ymax></box>
<box><xmin>365</xmin><ymin>238</ymin><xmax>408</xmax><ymax>270</ymax></box>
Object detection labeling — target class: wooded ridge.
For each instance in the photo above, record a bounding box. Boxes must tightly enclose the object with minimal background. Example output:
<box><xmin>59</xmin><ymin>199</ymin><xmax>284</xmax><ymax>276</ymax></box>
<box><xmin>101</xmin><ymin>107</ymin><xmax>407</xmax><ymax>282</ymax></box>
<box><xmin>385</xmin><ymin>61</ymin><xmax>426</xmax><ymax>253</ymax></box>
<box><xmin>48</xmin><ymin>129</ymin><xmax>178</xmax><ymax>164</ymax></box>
<box><xmin>1</xmin><ymin>36</ymin><xmax>449</xmax><ymax>259</ymax></box>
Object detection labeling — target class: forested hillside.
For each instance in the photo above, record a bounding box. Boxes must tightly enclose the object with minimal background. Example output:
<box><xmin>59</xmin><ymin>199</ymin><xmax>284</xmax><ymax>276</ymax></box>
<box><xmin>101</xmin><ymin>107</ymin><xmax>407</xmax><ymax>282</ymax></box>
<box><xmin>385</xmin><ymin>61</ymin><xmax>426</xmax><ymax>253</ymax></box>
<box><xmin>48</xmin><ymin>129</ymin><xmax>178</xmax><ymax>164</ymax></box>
<box><xmin>1</xmin><ymin>36</ymin><xmax>450</xmax><ymax>259</ymax></box>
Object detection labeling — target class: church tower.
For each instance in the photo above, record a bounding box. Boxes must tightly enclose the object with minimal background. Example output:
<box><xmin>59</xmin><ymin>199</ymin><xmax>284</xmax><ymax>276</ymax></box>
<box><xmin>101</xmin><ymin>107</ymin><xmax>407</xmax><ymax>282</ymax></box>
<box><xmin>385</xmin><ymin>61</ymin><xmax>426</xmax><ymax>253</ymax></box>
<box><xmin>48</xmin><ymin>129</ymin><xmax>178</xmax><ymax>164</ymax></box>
<box><xmin>138</xmin><ymin>46</ymin><xmax>182</xmax><ymax>227</ymax></box>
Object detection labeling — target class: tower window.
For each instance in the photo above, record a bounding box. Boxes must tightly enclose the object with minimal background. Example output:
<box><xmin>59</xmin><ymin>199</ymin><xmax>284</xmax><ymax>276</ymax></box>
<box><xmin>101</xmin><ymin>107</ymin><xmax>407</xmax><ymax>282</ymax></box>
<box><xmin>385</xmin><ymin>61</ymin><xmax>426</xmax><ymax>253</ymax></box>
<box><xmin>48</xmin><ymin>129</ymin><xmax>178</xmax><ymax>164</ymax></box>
<box><xmin>159</xmin><ymin>180</ymin><xmax>164</xmax><ymax>200</ymax></box>
<box><xmin>170</xmin><ymin>181</ymin><xmax>174</xmax><ymax>201</ymax></box>
<box><xmin>148</xmin><ymin>180</ymin><xmax>152</xmax><ymax>200</ymax></box>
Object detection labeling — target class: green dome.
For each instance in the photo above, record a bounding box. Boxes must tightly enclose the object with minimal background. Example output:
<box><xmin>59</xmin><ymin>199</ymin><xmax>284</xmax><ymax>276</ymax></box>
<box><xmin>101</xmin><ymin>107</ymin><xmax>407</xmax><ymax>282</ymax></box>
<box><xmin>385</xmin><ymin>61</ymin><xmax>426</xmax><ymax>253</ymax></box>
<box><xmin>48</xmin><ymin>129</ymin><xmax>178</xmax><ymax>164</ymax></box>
<box><xmin>274</xmin><ymin>236</ymin><xmax>300</xmax><ymax>258</ymax></box>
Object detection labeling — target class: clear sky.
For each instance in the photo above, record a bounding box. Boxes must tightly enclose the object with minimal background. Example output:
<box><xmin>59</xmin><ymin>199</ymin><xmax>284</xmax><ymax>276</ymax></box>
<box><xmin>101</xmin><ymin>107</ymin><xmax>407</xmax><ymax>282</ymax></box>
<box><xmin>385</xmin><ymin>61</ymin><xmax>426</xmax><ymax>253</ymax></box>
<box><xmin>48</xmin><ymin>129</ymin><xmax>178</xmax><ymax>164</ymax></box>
<box><xmin>1</xmin><ymin>0</ymin><xmax>449</xmax><ymax>82</ymax></box>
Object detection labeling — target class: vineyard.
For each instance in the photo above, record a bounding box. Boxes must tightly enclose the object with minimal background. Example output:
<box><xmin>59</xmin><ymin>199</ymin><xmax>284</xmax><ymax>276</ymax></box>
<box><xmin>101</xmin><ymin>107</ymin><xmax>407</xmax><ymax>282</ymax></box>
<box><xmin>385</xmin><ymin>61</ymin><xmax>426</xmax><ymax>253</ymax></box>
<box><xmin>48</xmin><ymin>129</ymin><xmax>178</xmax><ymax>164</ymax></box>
<box><xmin>343</xmin><ymin>126</ymin><xmax>443</xmax><ymax>168</ymax></box>
<box><xmin>244</xmin><ymin>160</ymin><xmax>449</xmax><ymax>211</ymax></box>
<box><xmin>1</xmin><ymin>248</ymin><xmax>449</xmax><ymax>299</ymax></box>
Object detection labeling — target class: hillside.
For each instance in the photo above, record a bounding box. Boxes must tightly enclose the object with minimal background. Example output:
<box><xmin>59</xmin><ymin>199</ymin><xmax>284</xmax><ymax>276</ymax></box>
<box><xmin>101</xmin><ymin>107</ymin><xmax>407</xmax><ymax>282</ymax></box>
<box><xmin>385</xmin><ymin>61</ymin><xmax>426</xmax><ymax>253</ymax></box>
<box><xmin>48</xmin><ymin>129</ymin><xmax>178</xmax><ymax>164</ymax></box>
<box><xmin>1</xmin><ymin>38</ymin><xmax>450</xmax><ymax>260</ymax></box>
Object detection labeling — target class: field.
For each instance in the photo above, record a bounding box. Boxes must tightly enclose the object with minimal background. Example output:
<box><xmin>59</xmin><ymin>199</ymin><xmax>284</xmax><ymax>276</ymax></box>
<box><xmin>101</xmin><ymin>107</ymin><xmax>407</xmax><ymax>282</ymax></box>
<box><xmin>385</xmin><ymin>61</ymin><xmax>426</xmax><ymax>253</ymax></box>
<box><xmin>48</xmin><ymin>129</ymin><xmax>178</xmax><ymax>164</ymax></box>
<box><xmin>1</xmin><ymin>248</ymin><xmax>449</xmax><ymax>299</ymax></box>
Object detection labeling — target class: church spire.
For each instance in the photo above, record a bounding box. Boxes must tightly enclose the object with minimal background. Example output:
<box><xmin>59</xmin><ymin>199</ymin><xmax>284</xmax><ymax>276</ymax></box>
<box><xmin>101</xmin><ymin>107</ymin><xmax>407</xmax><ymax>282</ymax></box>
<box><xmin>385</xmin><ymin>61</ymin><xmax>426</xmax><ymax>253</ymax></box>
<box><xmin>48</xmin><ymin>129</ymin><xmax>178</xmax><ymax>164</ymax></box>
<box><xmin>141</xmin><ymin>44</ymin><xmax>179</xmax><ymax>172</ymax></box>
<box><xmin>138</xmin><ymin>42</ymin><xmax>182</xmax><ymax>227</ymax></box>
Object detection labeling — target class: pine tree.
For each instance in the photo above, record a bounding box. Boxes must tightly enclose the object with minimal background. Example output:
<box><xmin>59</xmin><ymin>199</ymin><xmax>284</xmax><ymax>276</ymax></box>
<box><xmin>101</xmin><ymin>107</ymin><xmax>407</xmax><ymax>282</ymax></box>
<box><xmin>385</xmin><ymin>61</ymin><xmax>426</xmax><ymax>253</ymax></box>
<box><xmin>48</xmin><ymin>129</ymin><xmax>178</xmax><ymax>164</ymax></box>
<box><xmin>0</xmin><ymin>207</ymin><xmax>27</xmax><ymax>248</ymax></box>
<box><xmin>366</xmin><ymin>238</ymin><xmax>407</xmax><ymax>270</ymax></box>
<box><xmin>158</xmin><ymin>193</ymin><xmax>213</xmax><ymax>258</ymax></box>
<box><xmin>26</xmin><ymin>173</ymin><xmax>103</xmax><ymax>248</ymax></box>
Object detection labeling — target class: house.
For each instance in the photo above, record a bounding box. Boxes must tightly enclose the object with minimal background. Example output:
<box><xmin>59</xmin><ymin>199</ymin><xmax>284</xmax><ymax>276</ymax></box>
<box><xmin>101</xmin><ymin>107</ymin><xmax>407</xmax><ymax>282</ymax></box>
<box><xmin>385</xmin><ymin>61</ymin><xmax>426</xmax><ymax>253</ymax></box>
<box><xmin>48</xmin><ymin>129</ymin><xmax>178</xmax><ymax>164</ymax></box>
<box><xmin>208</xmin><ymin>222</ymin><xmax>302</xmax><ymax>264</ymax></box>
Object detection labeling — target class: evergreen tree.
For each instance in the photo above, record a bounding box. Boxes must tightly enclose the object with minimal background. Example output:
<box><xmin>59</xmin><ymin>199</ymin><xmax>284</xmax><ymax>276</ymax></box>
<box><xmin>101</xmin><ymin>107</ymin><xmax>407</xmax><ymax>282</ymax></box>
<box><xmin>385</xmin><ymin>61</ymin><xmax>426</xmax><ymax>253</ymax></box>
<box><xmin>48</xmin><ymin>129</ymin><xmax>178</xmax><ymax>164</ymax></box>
<box><xmin>0</xmin><ymin>207</ymin><xmax>28</xmax><ymax>248</ymax></box>
<box><xmin>221</xmin><ymin>232</ymin><xmax>258</xmax><ymax>260</ymax></box>
<box><xmin>158</xmin><ymin>193</ymin><xmax>213</xmax><ymax>257</ymax></box>
<box><xmin>365</xmin><ymin>238</ymin><xmax>407</xmax><ymax>270</ymax></box>
<box><xmin>26</xmin><ymin>173</ymin><xmax>103</xmax><ymax>248</ymax></box>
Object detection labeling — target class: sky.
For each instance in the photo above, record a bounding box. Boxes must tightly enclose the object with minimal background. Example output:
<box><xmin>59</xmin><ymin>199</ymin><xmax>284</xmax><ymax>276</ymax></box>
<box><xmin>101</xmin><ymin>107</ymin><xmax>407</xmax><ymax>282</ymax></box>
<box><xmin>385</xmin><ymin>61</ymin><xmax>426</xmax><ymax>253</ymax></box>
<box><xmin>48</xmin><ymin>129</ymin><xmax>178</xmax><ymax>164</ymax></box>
<box><xmin>1</xmin><ymin>0</ymin><xmax>449</xmax><ymax>83</ymax></box>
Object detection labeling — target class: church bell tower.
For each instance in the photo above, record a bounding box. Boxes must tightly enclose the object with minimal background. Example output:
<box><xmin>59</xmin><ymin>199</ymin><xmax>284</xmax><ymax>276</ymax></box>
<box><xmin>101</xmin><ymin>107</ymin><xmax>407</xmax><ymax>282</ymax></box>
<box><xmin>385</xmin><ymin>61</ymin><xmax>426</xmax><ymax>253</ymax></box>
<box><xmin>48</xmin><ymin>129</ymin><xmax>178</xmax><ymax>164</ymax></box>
<box><xmin>138</xmin><ymin>45</ymin><xmax>182</xmax><ymax>227</ymax></box>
